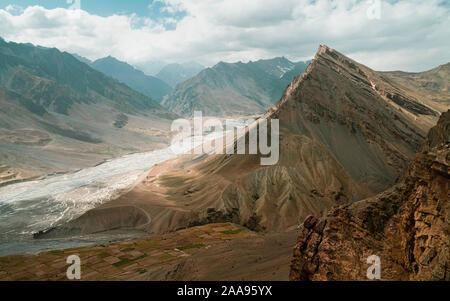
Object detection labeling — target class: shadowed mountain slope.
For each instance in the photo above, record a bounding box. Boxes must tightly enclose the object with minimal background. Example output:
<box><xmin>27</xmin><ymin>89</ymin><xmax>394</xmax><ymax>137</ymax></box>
<box><xmin>91</xmin><ymin>56</ymin><xmax>173</xmax><ymax>102</ymax></box>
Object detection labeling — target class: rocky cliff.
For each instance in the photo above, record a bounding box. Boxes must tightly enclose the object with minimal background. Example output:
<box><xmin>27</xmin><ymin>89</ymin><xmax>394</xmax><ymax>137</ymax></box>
<box><xmin>290</xmin><ymin>110</ymin><xmax>450</xmax><ymax>281</ymax></box>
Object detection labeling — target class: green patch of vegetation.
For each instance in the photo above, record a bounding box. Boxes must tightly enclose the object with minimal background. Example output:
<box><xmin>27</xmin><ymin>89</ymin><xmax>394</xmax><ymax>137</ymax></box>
<box><xmin>114</xmin><ymin>113</ymin><xmax>129</xmax><ymax>128</ymax></box>
<box><xmin>136</xmin><ymin>239</ymin><xmax>160</xmax><ymax>249</ymax></box>
<box><xmin>139</xmin><ymin>269</ymin><xmax>147</xmax><ymax>274</ymax></box>
<box><xmin>177</xmin><ymin>243</ymin><xmax>205</xmax><ymax>251</ymax></box>
<box><xmin>134</xmin><ymin>254</ymin><xmax>148</xmax><ymax>261</ymax></box>
<box><xmin>49</xmin><ymin>250</ymin><xmax>65</xmax><ymax>255</ymax></box>
<box><xmin>158</xmin><ymin>254</ymin><xmax>179</xmax><ymax>262</ymax></box>
<box><xmin>113</xmin><ymin>258</ymin><xmax>132</xmax><ymax>267</ymax></box>
<box><xmin>0</xmin><ymin>257</ymin><xmax>12</xmax><ymax>264</ymax></box>
<box><xmin>211</xmin><ymin>223</ymin><xmax>231</xmax><ymax>228</ymax></box>
<box><xmin>113</xmin><ymin>253</ymin><xmax>148</xmax><ymax>267</ymax></box>
<box><xmin>220</xmin><ymin>229</ymin><xmax>244</xmax><ymax>235</ymax></box>
<box><xmin>98</xmin><ymin>252</ymin><xmax>110</xmax><ymax>259</ymax></box>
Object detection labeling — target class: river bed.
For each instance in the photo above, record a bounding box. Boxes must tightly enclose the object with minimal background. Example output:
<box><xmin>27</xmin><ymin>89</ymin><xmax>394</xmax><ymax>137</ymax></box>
<box><xmin>0</xmin><ymin>119</ymin><xmax>251</xmax><ymax>256</ymax></box>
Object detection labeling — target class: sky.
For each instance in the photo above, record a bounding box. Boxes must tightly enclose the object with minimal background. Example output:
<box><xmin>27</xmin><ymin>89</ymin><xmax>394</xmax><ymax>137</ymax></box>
<box><xmin>0</xmin><ymin>0</ymin><xmax>449</xmax><ymax>74</ymax></box>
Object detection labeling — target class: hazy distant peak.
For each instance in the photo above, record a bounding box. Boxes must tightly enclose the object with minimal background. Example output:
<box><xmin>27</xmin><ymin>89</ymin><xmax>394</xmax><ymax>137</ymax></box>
<box><xmin>156</xmin><ymin>61</ymin><xmax>205</xmax><ymax>87</ymax></box>
<box><xmin>181</xmin><ymin>61</ymin><xmax>204</xmax><ymax>69</ymax></box>
<box><xmin>93</xmin><ymin>56</ymin><xmax>126</xmax><ymax>66</ymax></box>
<box><xmin>71</xmin><ymin>53</ymin><xmax>92</xmax><ymax>65</ymax></box>
<box><xmin>90</xmin><ymin>55</ymin><xmax>173</xmax><ymax>101</ymax></box>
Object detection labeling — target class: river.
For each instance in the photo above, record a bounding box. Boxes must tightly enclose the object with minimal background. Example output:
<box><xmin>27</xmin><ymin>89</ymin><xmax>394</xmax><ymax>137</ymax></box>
<box><xmin>0</xmin><ymin>119</ymin><xmax>251</xmax><ymax>256</ymax></box>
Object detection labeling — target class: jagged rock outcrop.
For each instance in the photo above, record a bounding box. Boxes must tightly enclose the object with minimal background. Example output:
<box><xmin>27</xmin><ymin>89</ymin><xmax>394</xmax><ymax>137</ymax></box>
<box><xmin>290</xmin><ymin>110</ymin><xmax>450</xmax><ymax>281</ymax></box>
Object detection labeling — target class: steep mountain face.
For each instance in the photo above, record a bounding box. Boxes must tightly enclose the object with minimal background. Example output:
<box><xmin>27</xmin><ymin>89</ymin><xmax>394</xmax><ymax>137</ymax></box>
<box><xmin>37</xmin><ymin>46</ymin><xmax>447</xmax><ymax>239</ymax></box>
<box><xmin>290</xmin><ymin>110</ymin><xmax>450</xmax><ymax>281</ymax></box>
<box><xmin>156</xmin><ymin>62</ymin><xmax>205</xmax><ymax>87</ymax></box>
<box><xmin>0</xmin><ymin>40</ymin><xmax>167</xmax><ymax>114</ymax></box>
<box><xmin>91</xmin><ymin>56</ymin><xmax>173</xmax><ymax>102</ymax></box>
<box><xmin>0</xmin><ymin>40</ymin><xmax>176</xmax><ymax>186</ymax></box>
<box><xmin>267</xmin><ymin>45</ymin><xmax>442</xmax><ymax>194</ymax></box>
<box><xmin>161</xmin><ymin>57</ymin><xmax>310</xmax><ymax>117</ymax></box>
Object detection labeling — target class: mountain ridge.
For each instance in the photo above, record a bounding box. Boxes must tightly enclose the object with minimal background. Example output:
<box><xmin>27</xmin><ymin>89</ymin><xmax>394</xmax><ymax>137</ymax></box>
<box><xmin>161</xmin><ymin>57</ymin><xmax>310</xmax><ymax>117</ymax></box>
<box><xmin>0</xmin><ymin>39</ymin><xmax>168</xmax><ymax>114</ymax></box>
<box><xmin>90</xmin><ymin>56</ymin><xmax>173</xmax><ymax>102</ymax></box>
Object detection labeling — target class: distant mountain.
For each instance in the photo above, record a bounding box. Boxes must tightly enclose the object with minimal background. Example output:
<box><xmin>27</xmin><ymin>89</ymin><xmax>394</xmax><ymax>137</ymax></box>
<box><xmin>382</xmin><ymin>62</ymin><xmax>450</xmax><ymax>114</ymax></box>
<box><xmin>136</xmin><ymin>60</ymin><xmax>168</xmax><ymax>76</ymax></box>
<box><xmin>156</xmin><ymin>62</ymin><xmax>205</xmax><ymax>87</ymax></box>
<box><xmin>280</xmin><ymin>60</ymin><xmax>310</xmax><ymax>82</ymax></box>
<box><xmin>71</xmin><ymin>53</ymin><xmax>92</xmax><ymax>65</ymax></box>
<box><xmin>90</xmin><ymin>56</ymin><xmax>173</xmax><ymax>102</ymax></box>
<box><xmin>161</xmin><ymin>57</ymin><xmax>310</xmax><ymax>117</ymax></box>
<box><xmin>0</xmin><ymin>41</ymin><xmax>167</xmax><ymax>114</ymax></box>
<box><xmin>0</xmin><ymin>39</ymin><xmax>176</xmax><ymax>186</ymax></box>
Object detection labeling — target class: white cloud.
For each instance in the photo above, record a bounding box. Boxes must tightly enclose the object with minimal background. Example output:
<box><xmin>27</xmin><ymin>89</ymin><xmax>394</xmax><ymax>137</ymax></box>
<box><xmin>4</xmin><ymin>4</ymin><xmax>23</xmax><ymax>15</ymax></box>
<box><xmin>0</xmin><ymin>0</ymin><xmax>448</xmax><ymax>73</ymax></box>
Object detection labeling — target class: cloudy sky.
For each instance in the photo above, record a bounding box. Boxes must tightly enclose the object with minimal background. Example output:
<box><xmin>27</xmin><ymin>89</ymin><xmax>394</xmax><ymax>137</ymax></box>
<box><xmin>0</xmin><ymin>0</ymin><xmax>449</xmax><ymax>74</ymax></box>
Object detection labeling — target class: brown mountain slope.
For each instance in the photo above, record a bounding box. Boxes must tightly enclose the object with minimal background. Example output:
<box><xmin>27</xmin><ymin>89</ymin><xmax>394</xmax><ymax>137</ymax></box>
<box><xmin>267</xmin><ymin>45</ymin><xmax>442</xmax><ymax>193</ymax></box>
<box><xmin>290</xmin><ymin>110</ymin><xmax>450</xmax><ymax>281</ymax></box>
<box><xmin>36</xmin><ymin>46</ymin><xmax>448</xmax><ymax>239</ymax></box>
<box><xmin>36</xmin><ymin>131</ymin><xmax>356</xmax><ymax>237</ymax></box>
<box><xmin>382</xmin><ymin>62</ymin><xmax>450</xmax><ymax>114</ymax></box>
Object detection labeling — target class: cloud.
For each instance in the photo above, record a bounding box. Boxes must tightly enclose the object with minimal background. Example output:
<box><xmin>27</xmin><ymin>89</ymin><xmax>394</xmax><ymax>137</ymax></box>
<box><xmin>0</xmin><ymin>0</ymin><xmax>448</xmax><ymax>73</ymax></box>
<box><xmin>4</xmin><ymin>4</ymin><xmax>23</xmax><ymax>15</ymax></box>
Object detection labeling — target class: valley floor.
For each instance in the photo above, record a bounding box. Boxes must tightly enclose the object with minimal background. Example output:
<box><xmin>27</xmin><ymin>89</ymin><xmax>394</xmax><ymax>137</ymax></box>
<box><xmin>0</xmin><ymin>223</ymin><xmax>297</xmax><ymax>281</ymax></box>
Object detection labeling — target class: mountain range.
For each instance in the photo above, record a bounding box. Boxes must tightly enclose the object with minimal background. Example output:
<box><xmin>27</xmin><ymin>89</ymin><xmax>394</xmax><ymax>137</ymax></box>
<box><xmin>74</xmin><ymin>54</ymin><xmax>311</xmax><ymax>117</ymax></box>
<box><xmin>1</xmin><ymin>41</ymin><xmax>448</xmax><ymax>281</ymax></box>
<box><xmin>0</xmin><ymin>39</ymin><xmax>177</xmax><ymax>186</ymax></box>
<box><xmin>0</xmin><ymin>40</ymin><xmax>315</xmax><ymax>187</ymax></box>
<box><xmin>37</xmin><ymin>46</ymin><xmax>448</xmax><ymax>243</ymax></box>
<box><xmin>162</xmin><ymin>57</ymin><xmax>310</xmax><ymax>117</ymax></box>
<box><xmin>73</xmin><ymin>55</ymin><xmax>173</xmax><ymax>102</ymax></box>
